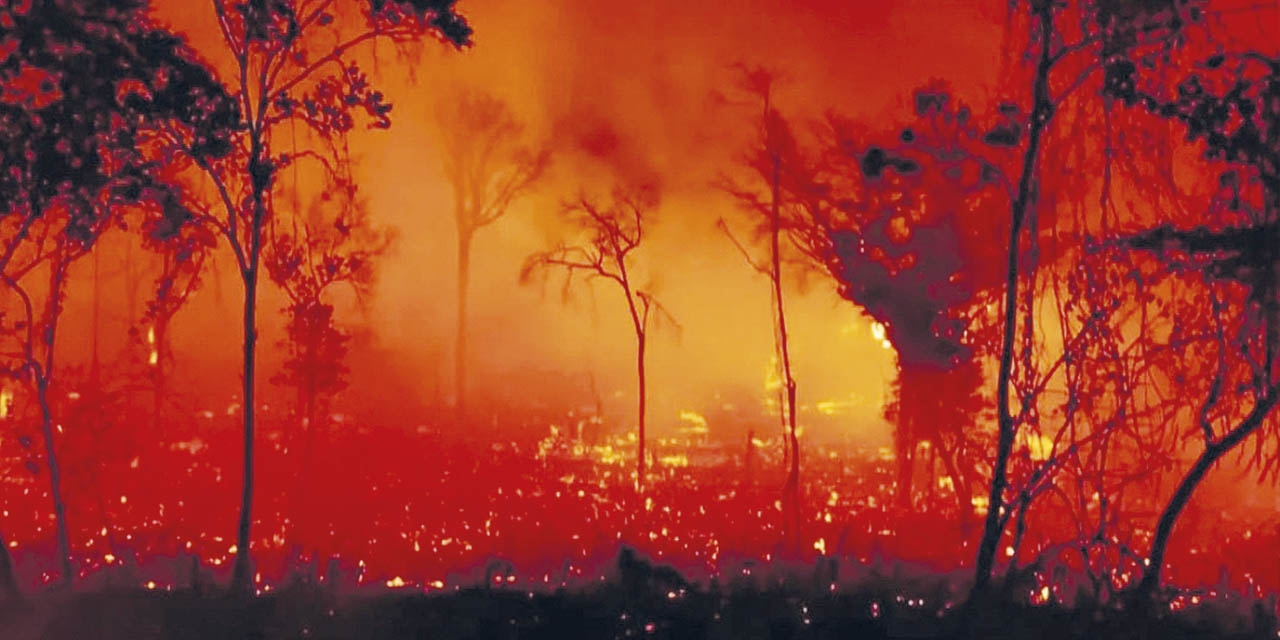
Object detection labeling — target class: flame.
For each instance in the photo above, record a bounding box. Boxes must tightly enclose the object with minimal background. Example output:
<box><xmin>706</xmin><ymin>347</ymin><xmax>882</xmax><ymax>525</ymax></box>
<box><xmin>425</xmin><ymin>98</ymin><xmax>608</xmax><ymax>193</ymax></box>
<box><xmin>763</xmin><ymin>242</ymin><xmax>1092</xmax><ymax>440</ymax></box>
<box><xmin>677</xmin><ymin>409</ymin><xmax>708</xmax><ymax>434</ymax></box>
<box><xmin>763</xmin><ymin>356</ymin><xmax>782</xmax><ymax>392</ymax></box>
<box><xmin>0</xmin><ymin>387</ymin><xmax>11</xmax><ymax>419</ymax></box>
<box><xmin>658</xmin><ymin>454</ymin><xmax>689</xmax><ymax>467</ymax></box>
<box><xmin>147</xmin><ymin>326</ymin><xmax>158</xmax><ymax>366</ymax></box>
<box><xmin>971</xmin><ymin>495</ymin><xmax>990</xmax><ymax>516</ymax></box>
<box><xmin>869</xmin><ymin>322</ymin><xmax>893</xmax><ymax>349</ymax></box>
<box><xmin>1021</xmin><ymin>432</ymin><xmax>1054</xmax><ymax>461</ymax></box>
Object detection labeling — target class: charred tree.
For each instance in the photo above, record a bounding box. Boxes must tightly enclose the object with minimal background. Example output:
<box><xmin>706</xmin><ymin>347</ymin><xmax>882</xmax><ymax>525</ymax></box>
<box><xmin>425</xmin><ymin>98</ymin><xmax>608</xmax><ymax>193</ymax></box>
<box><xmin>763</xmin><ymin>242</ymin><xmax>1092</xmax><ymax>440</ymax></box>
<box><xmin>719</xmin><ymin>68</ymin><xmax>804</xmax><ymax>544</ymax></box>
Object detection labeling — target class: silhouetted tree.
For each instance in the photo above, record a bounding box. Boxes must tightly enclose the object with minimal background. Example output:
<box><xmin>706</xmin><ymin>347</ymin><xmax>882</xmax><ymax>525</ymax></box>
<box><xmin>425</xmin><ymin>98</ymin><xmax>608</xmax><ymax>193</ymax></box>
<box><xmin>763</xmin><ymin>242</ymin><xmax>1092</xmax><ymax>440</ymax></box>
<box><xmin>437</xmin><ymin>90</ymin><xmax>549</xmax><ymax>418</ymax></box>
<box><xmin>1110</xmin><ymin>47</ymin><xmax>1280</xmax><ymax>600</ymax></box>
<box><xmin>0</xmin><ymin>0</ymin><xmax>236</xmax><ymax>591</ymax></box>
<box><xmin>265</xmin><ymin>167</ymin><xmax>388</xmax><ymax>544</ymax></box>
<box><xmin>522</xmin><ymin>186</ymin><xmax>675</xmax><ymax>489</ymax></box>
<box><xmin>137</xmin><ymin>198</ymin><xmax>218</xmax><ymax>434</ymax></box>
<box><xmin>955</xmin><ymin>0</ymin><xmax>1197</xmax><ymax>595</ymax></box>
<box><xmin>153</xmin><ymin>0</ymin><xmax>471</xmax><ymax>593</ymax></box>
<box><xmin>718</xmin><ymin>67</ymin><xmax>803</xmax><ymax>548</ymax></box>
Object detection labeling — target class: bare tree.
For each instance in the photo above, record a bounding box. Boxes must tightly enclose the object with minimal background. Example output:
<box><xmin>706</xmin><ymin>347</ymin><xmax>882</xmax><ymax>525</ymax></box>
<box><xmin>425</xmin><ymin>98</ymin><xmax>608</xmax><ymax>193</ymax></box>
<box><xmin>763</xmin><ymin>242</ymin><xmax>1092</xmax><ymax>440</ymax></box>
<box><xmin>717</xmin><ymin>67</ymin><xmax>805</xmax><ymax>545</ymax></box>
<box><xmin>521</xmin><ymin>186</ymin><xmax>675</xmax><ymax>489</ymax></box>
<box><xmin>437</xmin><ymin>91</ymin><xmax>549</xmax><ymax>418</ymax></box>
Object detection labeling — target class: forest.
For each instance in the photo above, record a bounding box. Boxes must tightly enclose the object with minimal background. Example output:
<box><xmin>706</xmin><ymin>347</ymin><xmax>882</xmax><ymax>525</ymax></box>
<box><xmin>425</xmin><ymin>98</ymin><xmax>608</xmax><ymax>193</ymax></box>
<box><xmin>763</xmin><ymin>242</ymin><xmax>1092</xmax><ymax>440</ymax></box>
<box><xmin>0</xmin><ymin>0</ymin><xmax>1278</xmax><ymax>638</ymax></box>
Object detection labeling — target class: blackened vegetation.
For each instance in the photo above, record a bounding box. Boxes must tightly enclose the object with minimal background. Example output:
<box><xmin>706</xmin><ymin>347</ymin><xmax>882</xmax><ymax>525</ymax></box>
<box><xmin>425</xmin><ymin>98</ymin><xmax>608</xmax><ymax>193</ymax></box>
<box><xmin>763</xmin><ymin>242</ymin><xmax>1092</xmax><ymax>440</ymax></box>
<box><xmin>4</xmin><ymin>549</ymin><xmax>1276</xmax><ymax>640</ymax></box>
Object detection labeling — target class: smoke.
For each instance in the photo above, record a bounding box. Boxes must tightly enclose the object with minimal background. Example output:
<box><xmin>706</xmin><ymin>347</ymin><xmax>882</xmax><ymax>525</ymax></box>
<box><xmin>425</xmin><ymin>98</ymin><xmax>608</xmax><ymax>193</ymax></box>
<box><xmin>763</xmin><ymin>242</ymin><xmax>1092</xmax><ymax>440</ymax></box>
<box><xmin>104</xmin><ymin>0</ymin><xmax>1013</xmax><ymax>446</ymax></box>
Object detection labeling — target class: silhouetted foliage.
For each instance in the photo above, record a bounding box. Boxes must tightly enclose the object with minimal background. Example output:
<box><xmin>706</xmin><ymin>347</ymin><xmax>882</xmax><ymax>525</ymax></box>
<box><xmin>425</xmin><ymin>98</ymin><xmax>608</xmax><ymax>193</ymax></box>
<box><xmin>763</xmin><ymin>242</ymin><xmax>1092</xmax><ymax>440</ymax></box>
<box><xmin>151</xmin><ymin>0</ymin><xmax>471</xmax><ymax>593</ymax></box>
<box><xmin>1105</xmin><ymin>45</ymin><xmax>1280</xmax><ymax>598</ymax></box>
<box><xmin>0</xmin><ymin>0</ymin><xmax>237</xmax><ymax>592</ymax></box>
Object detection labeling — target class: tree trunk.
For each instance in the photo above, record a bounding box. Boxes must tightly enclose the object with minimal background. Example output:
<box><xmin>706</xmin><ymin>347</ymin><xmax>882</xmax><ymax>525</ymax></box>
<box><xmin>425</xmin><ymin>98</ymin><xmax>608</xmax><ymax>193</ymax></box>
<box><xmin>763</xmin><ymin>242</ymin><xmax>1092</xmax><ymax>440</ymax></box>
<box><xmin>90</xmin><ymin>248</ymin><xmax>100</xmax><ymax>383</ymax></box>
<box><xmin>231</xmin><ymin>269</ymin><xmax>258</xmax><ymax>594</ymax></box>
<box><xmin>37</xmin><ymin>258</ymin><xmax>72</xmax><ymax>588</ymax></box>
<box><xmin>973</xmin><ymin>1</ymin><xmax>1054</xmax><ymax>594</ymax></box>
<box><xmin>894</xmin><ymin>421</ymin><xmax>915</xmax><ymax>509</ymax></box>
<box><xmin>35</xmin><ymin>377</ymin><xmax>72</xmax><ymax>588</ymax></box>
<box><xmin>938</xmin><ymin>442</ymin><xmax>974</xmax><ymax>529</ymax></box>
<box><xmin>0</xmin><ymin>528</ymin><xmax>19</xmax><ymax>603</ymax></box>
<box><xmin>152</xmin><ymin>315</ymin><xmax>169</xmax><ymax>437</ymax></box>
<box><xmin>1137</xmin><ymin>390</ymin><xmax>1280</xmax><ymax>598</ymax></box>
<box><xmin>769</xmin><ymin>145</ymin><xmax>801</xmax><ymax>546</ymax></box>
<box><xmin>636</xmin><ymin>330</ymin><xmax>647</xmax><ymax>485</ymax></box>
<box><xmin>455</xmin><ymin>229</ymin><xmax>472</xmax><ymax>420</ymax></box>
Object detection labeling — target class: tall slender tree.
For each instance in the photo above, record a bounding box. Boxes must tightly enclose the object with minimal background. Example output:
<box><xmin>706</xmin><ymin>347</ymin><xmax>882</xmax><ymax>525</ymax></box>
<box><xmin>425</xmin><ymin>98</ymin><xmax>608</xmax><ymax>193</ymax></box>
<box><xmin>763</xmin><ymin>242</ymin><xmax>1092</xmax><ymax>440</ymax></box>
<box><xmin>437</xmin><ymin>91</ymin><xmax>548</xmax><ymax>418</ymax></box>
<box><xmin>718</xmin><ymin>68</ymin><xmax>803</xmax><ymax>546</ymax></box>
<box><xmin>151</xmin><ymin>0</ymin><xmax>471</xmax><ymax>593</ymax></box>
<box><xmin>522</xmin><ymin>186</ymin><xmax>675</xmax><ymax>489</ymax></box>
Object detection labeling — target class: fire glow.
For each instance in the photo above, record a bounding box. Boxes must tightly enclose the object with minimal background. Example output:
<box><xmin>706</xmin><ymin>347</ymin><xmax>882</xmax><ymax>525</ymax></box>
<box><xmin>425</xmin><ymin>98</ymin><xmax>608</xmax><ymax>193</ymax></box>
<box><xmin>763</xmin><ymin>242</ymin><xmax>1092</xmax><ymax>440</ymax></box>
<box><xmin>0</xmin><ymin>0</ymin><xmax>1276</xmax><ymax>634</ymax></box>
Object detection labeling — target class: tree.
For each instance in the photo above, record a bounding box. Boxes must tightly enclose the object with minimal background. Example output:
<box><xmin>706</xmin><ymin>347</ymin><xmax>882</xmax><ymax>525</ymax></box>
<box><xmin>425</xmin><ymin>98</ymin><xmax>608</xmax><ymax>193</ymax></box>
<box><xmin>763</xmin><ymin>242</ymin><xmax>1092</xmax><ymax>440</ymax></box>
<box><xmin>0</xmin><ymin>0</ymin><xmax>236</xmax><ymax>591</ymax></box>
<box><xmin>152</xmin><ymin>0</ymin><xmax>471</xmax><ymax>593</ymax></box>
<box><xmin>521</xmin><ymin>186</ymin><xmax>675</xmax><ymax>489</ymax></box>
<box><xmin>137</xmin><ymin>196</ymin><xmax>219</xmax><ymax>435</ymax></box>
<box><xmin>955</xmin><ymin>0</ymin><xmax>1196</xmax><ymax>595</ymax></box>
<box><xmin>805</xmin><ymin>92</ymin><xmax>1005</xmax><ymax>519</ymax></box>
<box><xmin>757</xmin><ymin>0</ymin><xmax>1198</xmax><ymax>600</ymax></box>
<box><xmin>1110</xmin><ymin>47</ymin><xmax>1280</xmax><ymax>600</ymax></box>
<box><xmin>265</xmin><ymin>166</ymin><xmax>388</xmax><ymax>545</ymax></box>
<box><xmin>718</xmin><ymin>67</ymin><xmax>803</xmax><ymax>547</ymax></box>
<box><xmin>437</xmin><ymin>90</ymin><xmax>548</xmax><ymax>418</ymax></box>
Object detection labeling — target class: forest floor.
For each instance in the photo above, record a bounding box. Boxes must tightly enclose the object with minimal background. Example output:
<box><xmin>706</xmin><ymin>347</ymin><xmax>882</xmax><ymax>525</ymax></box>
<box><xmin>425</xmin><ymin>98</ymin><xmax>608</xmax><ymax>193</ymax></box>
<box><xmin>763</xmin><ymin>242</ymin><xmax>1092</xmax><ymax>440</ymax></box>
<box><xmin>0</xmin><ymin>550</ymin><xmax>1276</xmax><ymax>640</ymax></box>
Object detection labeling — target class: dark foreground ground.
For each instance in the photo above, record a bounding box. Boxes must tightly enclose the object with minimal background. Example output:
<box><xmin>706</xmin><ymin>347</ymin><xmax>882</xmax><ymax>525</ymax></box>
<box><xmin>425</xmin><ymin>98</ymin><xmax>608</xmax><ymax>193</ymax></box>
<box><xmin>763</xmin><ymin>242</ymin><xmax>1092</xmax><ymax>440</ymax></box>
<box><xmin>1</xmin><ymin>552</ymin><xmax>1276</xmax><ymax>640</ymax></box>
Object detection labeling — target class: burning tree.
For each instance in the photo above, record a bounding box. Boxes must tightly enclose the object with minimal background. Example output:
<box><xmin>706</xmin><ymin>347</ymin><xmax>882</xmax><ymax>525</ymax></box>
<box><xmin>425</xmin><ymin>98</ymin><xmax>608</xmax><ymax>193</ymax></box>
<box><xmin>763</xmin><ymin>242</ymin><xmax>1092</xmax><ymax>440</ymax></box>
<box><xmin>150</xmin><ymin>0</ymin><xmax>471</xmax><ymax>592</ymax></box>
<box><xmin>802</xmin><ymin>92</ymin><xmax>1007</xmax><ymax>520</ymax></box>
<box><xmin>757</xmin><ymin>0</ymin><xmax>1204</xmax><ymax>603</ymax></box>
<box><xmin>437</xmin><ymin>90</ymin><xmax>549</xmax><ymax>418</ymax></box>
<box><xmin>521</xmin><ymin>185</ymin><xmax>675</xmax><ymax>488</ymax></box>
<box><xmin>0</xmin><ymin>0</ymin><xmax>235</xmax><ymax>591</ymax></box>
